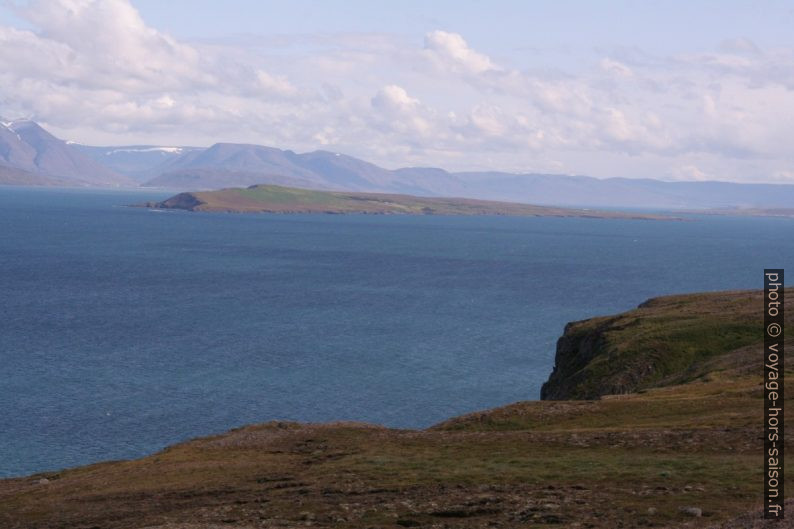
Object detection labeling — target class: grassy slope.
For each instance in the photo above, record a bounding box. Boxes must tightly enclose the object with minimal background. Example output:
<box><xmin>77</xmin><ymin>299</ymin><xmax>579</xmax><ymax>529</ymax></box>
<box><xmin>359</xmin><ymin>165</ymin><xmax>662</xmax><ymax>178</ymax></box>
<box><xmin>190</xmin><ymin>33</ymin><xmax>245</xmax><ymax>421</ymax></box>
<box><xmin>541</xmin><ymin>289</ymin><xmax>777</xmax><ymax>400</ymax></box>
<box><xmin>0</xmin><ymin>288</ymin><xmax>791</xmax><ymax>528</ymax></box>
<box><xmin>152</xmin><ymin>184</ymin><xmax>676</xmax><ymax>219</ymax></box>
<box><xmin>0</xmin><ymin>165</ymin><xmax>72</xmax><ymax>186</ymax></box>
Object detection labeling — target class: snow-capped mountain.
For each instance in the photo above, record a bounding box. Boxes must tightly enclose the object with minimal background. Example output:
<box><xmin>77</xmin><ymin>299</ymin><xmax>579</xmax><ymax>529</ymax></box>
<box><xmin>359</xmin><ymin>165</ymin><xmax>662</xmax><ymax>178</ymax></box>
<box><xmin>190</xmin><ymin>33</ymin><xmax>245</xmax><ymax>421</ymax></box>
<box><xmin>0</xmin><ymin>119</ymin><xmax>133</xmax><ymax>186</ymax></box>
<box><xmin>73</xmin><ymin>144</ymin><xmax>202</xmax><ymax>183</ymax></box>
<box><xmin>4</xmin><ymin>119</ymin><xmax>794</xmax><ymax>209</ymax></box>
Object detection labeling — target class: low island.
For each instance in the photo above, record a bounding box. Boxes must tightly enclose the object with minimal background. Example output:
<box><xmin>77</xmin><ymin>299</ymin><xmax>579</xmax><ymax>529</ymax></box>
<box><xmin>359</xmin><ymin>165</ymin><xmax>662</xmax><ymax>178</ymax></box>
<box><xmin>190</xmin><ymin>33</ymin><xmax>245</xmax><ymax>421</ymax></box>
<box><xmin>141</xmin><ymin>184</ymin><xmax>676</xmax><ymax>220</ymax></box>
<box><xmin>1</xmin><ymin>288</ymin><xmax>790</xmax><ymax>528</ymax></box>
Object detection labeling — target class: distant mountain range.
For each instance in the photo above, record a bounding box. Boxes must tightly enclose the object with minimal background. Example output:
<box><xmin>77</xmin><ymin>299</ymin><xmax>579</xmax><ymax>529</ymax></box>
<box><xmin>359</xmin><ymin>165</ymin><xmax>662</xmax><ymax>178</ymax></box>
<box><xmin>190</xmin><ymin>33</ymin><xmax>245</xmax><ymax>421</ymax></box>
<box><xmin>4</xmin><ymin>118</ymin><xmax>794</xmax><ymax>210</ymax></box>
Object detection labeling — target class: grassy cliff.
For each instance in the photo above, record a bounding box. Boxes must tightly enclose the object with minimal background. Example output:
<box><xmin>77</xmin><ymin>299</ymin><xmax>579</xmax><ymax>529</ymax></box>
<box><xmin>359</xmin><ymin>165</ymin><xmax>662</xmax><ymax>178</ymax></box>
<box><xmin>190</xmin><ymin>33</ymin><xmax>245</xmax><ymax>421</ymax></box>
<box><xmin>0</xmin><ymin>288</ymin><xmax>791</xmax><ymax>528</ymax></box>
<box><xmin>540</xmin><ymin>289</ymin><xmax>775</xmax><ymax>400</ymax></box>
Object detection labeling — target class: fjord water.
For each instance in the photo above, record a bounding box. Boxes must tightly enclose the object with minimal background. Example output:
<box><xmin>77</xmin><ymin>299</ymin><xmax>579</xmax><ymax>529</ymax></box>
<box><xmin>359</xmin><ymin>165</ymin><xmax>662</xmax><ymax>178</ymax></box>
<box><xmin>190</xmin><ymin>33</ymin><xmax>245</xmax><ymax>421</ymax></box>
<box><xmin>1</xmin><ymin>187</ymin><xmax>791</xmax><ymax>477</ymax></box>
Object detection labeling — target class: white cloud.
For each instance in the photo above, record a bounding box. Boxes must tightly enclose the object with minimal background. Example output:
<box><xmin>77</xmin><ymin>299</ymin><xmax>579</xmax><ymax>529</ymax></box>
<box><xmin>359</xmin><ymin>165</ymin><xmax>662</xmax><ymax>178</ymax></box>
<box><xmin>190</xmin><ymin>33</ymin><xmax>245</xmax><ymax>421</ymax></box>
<box><xmin>0</xmin><ymin>1</ymin><xmax>793</xmax><ymax>183</ymax></box>
<box><xmin>371</xmin><ymin>85</ymin><xmax>420</xmax><ymax>113</ymax></box>
<box><xmin>256</xmin><ymin>70</ymin><xmax>296</xmax><ymax>96</ymax></box>
<box><xmin>422</xmin><ymin>30</ymin><xmax>499</xmax><ymax>75</ymax></box>
<box><xmin>0</xmin><ymin>0</ymin><xmax>302</xmax><ymax>133</ymax></box>
<box><xmin>670</xmin><ymin>165</ymin><xmax>712</xmax><ymax>181</ymax></box>
<box><xmin>4</xmin><ymin>0</ymin><xmax>210</xmax><ymax>92</ymax></box>
<box><xmin>369</xmin><ymin>85</ymin><xmax>435</xmax><ymax>138</ymax></box>
<box><xmin>600</xmin><ymin>58</ymin><xmax>633</xmax><ymax>77</ymax></box>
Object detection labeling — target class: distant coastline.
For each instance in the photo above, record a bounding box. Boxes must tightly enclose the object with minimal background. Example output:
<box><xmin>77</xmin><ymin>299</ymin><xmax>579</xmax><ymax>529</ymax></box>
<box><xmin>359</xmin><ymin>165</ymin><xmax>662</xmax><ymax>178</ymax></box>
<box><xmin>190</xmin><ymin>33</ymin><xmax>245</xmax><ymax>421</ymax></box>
<box><xmin>687</xmin><ymin>207</ymin><xmax>794</xmax><ymax>219</ymax></box>
<box><xmin>139</xmin><ymin>183</ymin><xmax>680</xmax><ymax>220</ymax></box>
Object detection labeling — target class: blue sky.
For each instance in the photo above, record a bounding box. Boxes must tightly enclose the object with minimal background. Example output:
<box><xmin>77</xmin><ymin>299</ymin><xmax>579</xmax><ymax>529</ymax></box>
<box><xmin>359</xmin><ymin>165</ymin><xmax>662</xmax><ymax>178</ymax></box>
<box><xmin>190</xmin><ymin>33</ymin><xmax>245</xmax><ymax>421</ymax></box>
<box><xmin>126</xmin><ymin>1</ymin><xmax>794</xmax><ymax>51</ymax></box>
<box><xmin>1</xmin><ymin>0</ymin><xmax>793</xmax><ymax>182</ymax></box>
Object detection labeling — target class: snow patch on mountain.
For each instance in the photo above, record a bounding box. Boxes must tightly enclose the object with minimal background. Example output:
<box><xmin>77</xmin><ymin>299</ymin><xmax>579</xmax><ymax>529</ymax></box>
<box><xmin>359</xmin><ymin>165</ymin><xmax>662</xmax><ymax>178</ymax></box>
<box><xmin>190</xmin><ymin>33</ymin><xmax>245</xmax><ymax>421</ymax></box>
<box><xmin>107</xmin><ymin>147</ymin><xmax>184</xmax><ymax>155</ymax></box>
<box><xmin>1</xmin><ymin>121</ymin><xmax>23</xmax><ymax>141</ymax></box>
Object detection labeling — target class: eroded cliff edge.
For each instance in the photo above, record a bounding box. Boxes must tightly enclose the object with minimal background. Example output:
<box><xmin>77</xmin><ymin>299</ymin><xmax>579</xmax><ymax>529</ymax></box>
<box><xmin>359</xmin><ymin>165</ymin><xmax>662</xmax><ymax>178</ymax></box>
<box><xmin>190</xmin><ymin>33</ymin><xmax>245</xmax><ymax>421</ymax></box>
<box><xmin>541</xmin><ymin>288</ymin><xmax>792</xmax><ymax>400</ymax></box>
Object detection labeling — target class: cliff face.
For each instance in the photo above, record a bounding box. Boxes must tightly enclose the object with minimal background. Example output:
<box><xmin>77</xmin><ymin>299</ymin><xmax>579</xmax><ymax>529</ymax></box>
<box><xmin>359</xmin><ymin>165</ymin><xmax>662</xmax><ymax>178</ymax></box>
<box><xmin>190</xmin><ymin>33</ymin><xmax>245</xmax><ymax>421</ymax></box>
<box><xmin>540</xmin><ymin>317</ymin><xmax>622</xmax><ymax>400</ymax></box>
<box><xmin>541</xmin><ymin>288</ymin><xmax>792</xmax><ymax>400</ymax></box>
<box><xmin>157</xmin><ymin>192</ymin><xmax>206</xmax><ymax>210</ymax></box>
<box><xmin>540</xmin><ymin>315</ymin><xmax>664</xmax><ymax>400</ymax></box>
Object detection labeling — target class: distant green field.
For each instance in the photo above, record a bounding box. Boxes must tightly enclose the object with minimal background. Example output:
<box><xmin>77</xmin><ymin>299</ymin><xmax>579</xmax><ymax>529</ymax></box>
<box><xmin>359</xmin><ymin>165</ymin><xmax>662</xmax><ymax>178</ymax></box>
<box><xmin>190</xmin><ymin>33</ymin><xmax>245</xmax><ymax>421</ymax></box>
<box><xmin>234</xmin><ymin>186</ymin><xmax>347</xmax><ymax>206</ymax></box>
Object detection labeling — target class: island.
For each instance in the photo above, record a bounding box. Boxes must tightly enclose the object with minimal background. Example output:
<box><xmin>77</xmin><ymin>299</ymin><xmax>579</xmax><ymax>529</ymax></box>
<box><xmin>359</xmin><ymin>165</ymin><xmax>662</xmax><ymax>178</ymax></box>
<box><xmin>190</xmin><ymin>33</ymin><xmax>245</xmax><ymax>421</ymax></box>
<box><xmin>1</xmin><ymin>287</ymin><xmax>790</xmax><ymax>528</ymax></box>
<box><xmin>140</xmin><ymin>184</ymin><xmax>677</xmax><ymax>220</ymax></box>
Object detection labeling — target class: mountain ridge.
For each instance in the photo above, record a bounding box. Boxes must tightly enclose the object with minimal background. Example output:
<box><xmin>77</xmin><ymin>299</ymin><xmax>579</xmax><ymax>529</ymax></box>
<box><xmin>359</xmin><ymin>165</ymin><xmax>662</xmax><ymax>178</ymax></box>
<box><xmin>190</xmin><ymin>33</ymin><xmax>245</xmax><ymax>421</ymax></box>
<box><xmin>5</xmin><ymin>119</ymin><xmax>794</xmax><ymax>209</ymax></box>
<box><xmin>0</xmin><ymin>119</ymin><xmax>133</xmax><ymax>186</ymax></box>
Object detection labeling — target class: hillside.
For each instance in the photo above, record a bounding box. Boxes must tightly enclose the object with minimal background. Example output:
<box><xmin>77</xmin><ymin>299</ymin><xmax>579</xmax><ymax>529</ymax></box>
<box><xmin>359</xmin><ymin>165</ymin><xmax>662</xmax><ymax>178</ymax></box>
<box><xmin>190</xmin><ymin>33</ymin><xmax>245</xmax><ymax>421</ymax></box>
<box><xmin>142</xmin><ymin>184</ymin><xmax>676</xmax><ymax>220</ymax></box>
<box><xmin>0</xmin><ymin>164</ymin><xmax>72</xmax><ymax>186</ymax></box>
<box><xmin>0</xmin><ymin>119</ymin><xmax>133</xmax><ymax>186</ymax></box>
<box><xmin>0</xmin><ymin>287</ymin><xmax>790</xmax><ymax>528</ymax></box>
<box><xmin>73</xmin><ymin>145</ymin><xmax>202</xmax><ymax>183</ymax></box>
<box><xmin>139</xmin><ymin>142</ymin><xmax>469</xmax><ymax>196</ymax></box>
<box><xmin>540</xmin><ymin>289</ymin><xmax>780</xmax><ymax>400</ymax></box>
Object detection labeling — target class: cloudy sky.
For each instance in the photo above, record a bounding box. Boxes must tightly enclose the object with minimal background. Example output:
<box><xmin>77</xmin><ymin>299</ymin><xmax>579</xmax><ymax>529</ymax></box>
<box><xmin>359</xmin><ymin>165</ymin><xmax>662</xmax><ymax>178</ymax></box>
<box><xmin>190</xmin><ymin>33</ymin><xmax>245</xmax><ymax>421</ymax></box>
<box><xmin>1</xmin><ymin>0</ymin><xmax>793</xmax><ymax>182</ymax></box>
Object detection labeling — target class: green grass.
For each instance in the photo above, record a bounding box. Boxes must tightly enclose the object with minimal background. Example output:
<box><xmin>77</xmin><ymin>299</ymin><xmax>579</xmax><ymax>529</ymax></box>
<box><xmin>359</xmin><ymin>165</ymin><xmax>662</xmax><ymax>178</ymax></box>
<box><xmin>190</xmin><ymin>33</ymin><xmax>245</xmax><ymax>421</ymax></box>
<box><xmin>235</xmin><ymin>185</ymin><xmax>346</xmax><ymax>206</ymax></box>
<box><xmin>542</xmin><ymin>289</ymin><xmax>790</xmax><ymax>399</ymax></box>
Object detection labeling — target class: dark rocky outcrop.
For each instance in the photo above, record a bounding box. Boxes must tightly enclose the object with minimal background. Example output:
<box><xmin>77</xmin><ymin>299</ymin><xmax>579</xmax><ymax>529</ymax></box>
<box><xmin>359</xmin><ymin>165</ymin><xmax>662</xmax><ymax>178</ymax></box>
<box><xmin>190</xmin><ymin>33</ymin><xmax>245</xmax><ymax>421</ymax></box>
<box><xmin>541</xmin><ymin>288</ymin><xmax>792</xmax><ymax>400</ymax></box>
<box><xmin>155</xmin><ymin>192</ymin><xmax>206</xmax><ymax>210</ymax></box>
<box><xmin>540</xmin><ymin>317</ymin><xmax>618</xmax><ymax>400</ymax></box>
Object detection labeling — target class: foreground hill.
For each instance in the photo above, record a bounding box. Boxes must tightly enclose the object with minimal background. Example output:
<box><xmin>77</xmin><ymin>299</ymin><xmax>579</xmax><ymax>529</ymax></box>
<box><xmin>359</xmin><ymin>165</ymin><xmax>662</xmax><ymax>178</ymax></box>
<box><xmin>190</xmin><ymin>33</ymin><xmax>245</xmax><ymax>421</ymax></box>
<box><xmin>143</xmin><ymin>184</ymin><xmax>675</xmax><ymax>220</ymax></box>
<box><xmin>0</xmin><ymin>287</ymin><xmax>790</xmax><ymax>528</ymax></box>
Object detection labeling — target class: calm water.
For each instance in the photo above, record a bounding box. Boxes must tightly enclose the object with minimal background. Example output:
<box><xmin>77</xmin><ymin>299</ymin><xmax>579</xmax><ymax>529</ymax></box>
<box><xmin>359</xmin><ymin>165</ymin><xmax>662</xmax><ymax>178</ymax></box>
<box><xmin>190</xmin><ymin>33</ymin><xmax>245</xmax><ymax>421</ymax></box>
<box><xmin>1</xmin><ymin>186</ymin><xmax>792</xmax><ymax>477</ymax></box>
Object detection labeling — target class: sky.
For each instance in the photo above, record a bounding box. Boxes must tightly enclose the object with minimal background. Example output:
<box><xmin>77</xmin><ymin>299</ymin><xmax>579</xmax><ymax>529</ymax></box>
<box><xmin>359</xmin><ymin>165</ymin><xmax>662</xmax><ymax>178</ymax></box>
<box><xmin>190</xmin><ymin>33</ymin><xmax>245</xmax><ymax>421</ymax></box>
<box><xmin>1</xmin><ymin>0</ymin><xmax>793</xmax><ymax>182</ymax></box>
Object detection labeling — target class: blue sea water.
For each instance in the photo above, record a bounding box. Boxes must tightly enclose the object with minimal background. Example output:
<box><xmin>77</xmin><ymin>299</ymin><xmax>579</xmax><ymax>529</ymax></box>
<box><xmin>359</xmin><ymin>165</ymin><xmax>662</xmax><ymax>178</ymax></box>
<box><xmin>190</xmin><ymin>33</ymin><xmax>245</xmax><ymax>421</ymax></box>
<box><xmin>0</xmin><ymin>186</ymin><xmax>792</xmax><ymax>477</ymax></box>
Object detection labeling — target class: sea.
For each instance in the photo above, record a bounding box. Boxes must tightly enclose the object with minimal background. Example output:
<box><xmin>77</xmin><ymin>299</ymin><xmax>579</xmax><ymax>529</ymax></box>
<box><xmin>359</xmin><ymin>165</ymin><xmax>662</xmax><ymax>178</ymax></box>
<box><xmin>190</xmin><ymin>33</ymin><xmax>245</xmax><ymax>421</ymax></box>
<box><xmin>1</xmin><ymin>186</ymin><xmax>791</xmax><ymax>477</ymax></box>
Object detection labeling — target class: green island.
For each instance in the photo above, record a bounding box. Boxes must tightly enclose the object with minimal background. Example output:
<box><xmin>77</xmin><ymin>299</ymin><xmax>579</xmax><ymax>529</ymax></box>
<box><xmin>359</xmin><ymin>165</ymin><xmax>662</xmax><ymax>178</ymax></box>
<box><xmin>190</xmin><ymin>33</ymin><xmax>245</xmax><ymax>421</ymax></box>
<box><xmin>1</xmin><ymin>288</ymin><xmax>790</xmax><ymax>528</ymax></box>
<box><xmin>141</xmin><ymin>184</ymin><xmax>677</xmax><ymax>220</ymax></box>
